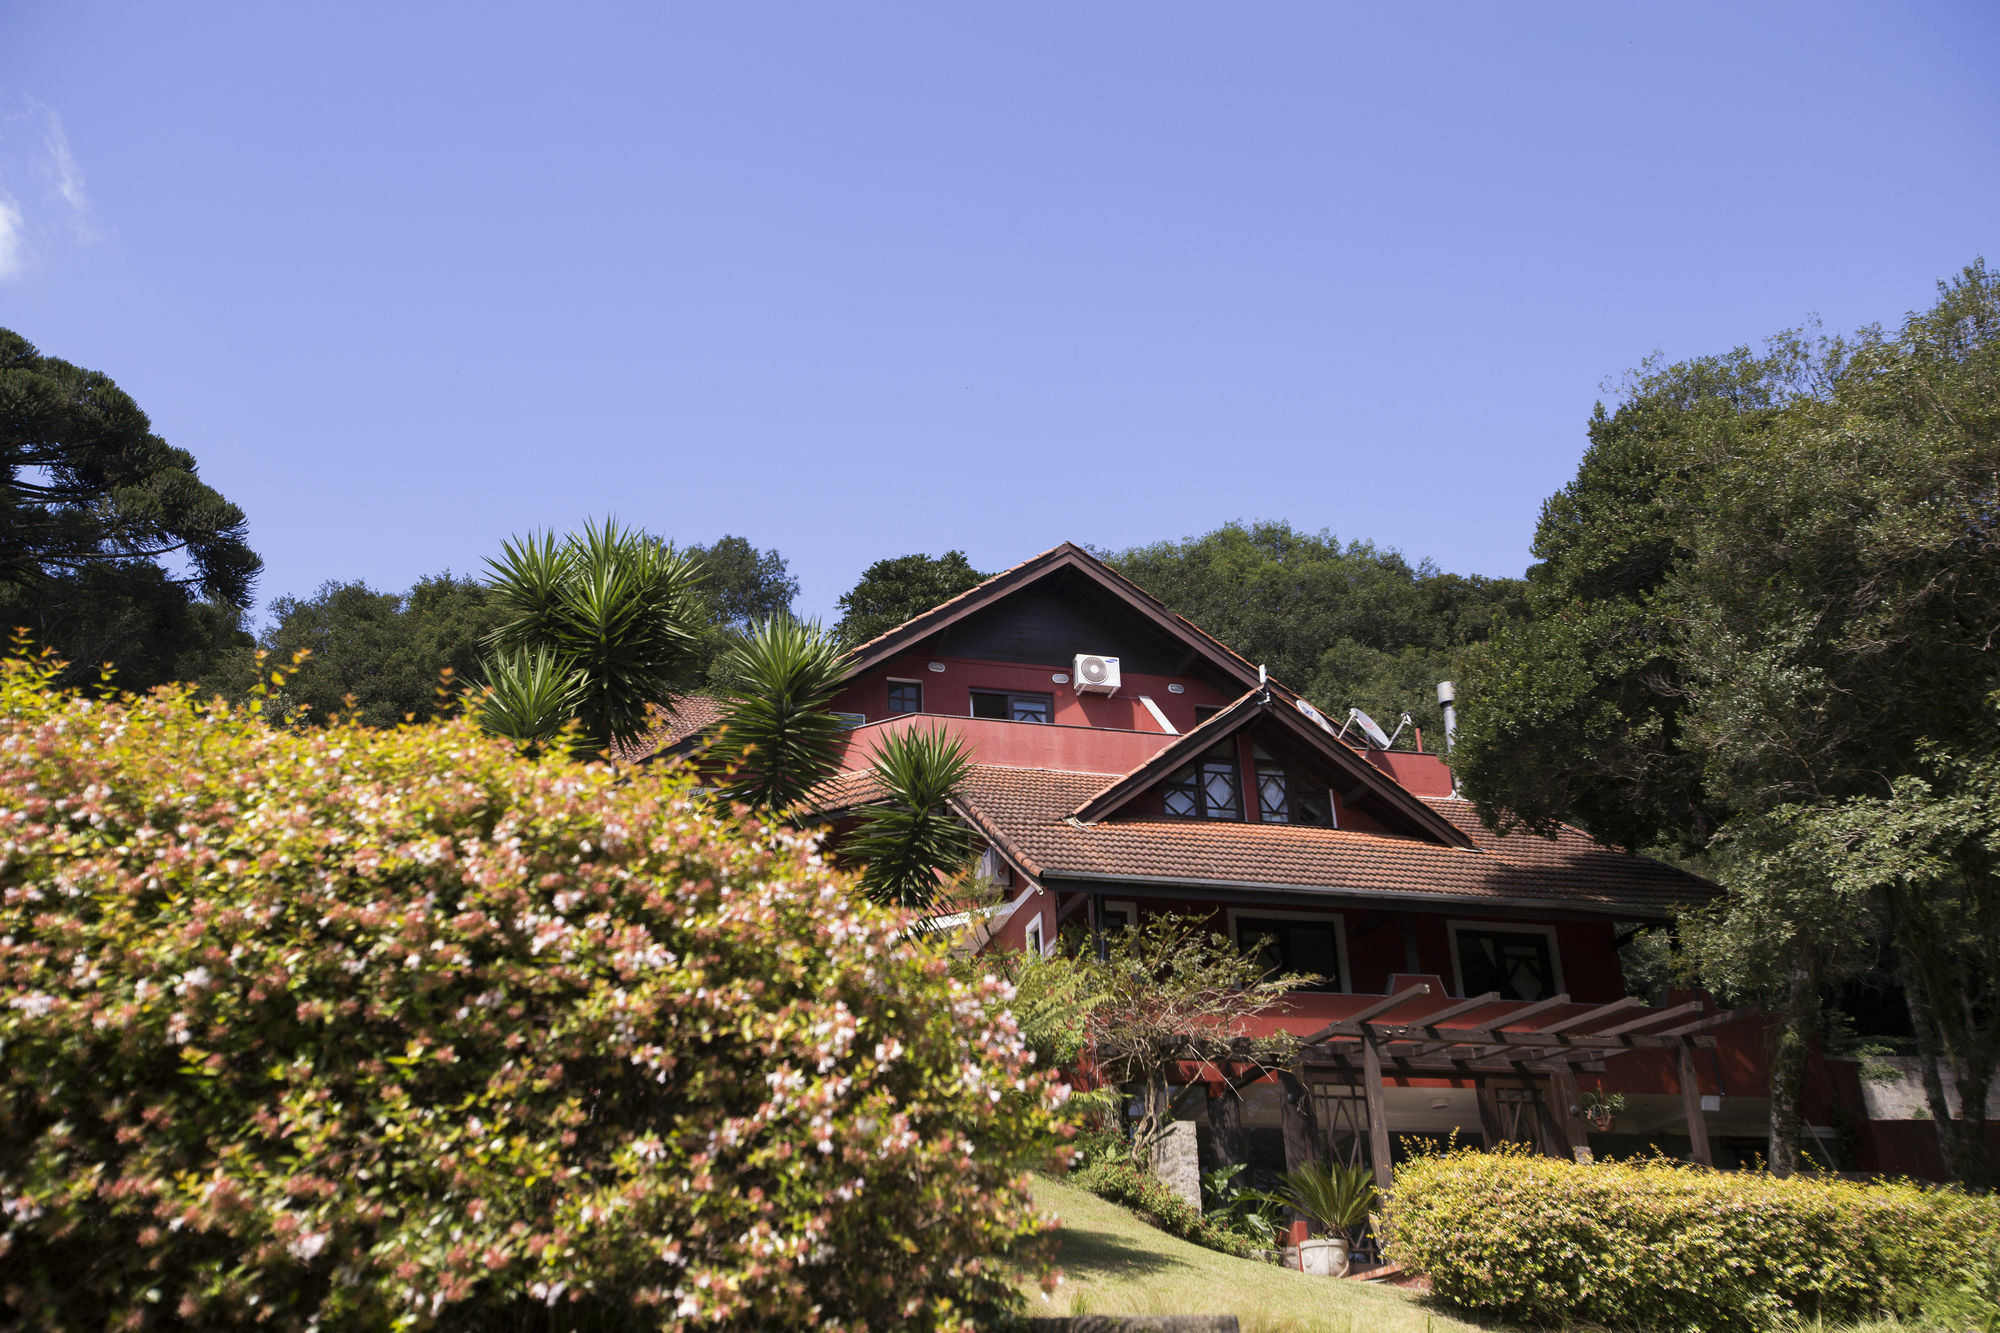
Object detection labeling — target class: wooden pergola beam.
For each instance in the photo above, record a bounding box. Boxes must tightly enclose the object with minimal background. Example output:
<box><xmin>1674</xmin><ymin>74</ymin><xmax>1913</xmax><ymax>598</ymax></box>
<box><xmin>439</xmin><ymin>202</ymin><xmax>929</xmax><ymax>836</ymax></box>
<box><xmin>1400</xmin><ymin>992</ymin><xmax>1574</xmax><ymax>1053</ymax></box>
<box><xmin>1301</xmin><ymin>984</ymin><xmax>1432</xmax><ymax>1044</ymax></box>
<box><xmin>1538</xmin><ymin>995</ymin><xmax>1647</xmax><ymax>1035</ymax></box>
<box><xmin>1654</xmin><ymin>1006</ymin><xmax>1756</xmax><ymax>1038</ymax></box>
<box><xmin>1595</xmin><ymin>999</ymin><xmax>1707</xmax><ymax>1037</ymax></box>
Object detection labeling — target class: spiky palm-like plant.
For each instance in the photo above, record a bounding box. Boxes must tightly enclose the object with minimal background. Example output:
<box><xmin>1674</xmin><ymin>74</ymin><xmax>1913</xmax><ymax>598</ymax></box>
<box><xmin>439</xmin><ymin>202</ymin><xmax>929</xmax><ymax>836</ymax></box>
<box><xmin>1280</xmin><ymin>1161</ymin><xmax>1376</xmax><ymax>1238</ymax></box>
<box><xmin>474</xmin><ymin>647</ymin><xmax>585</xmax><ymax>754</ymax></box>
<box><xmin>851</xmin><ymin>725</ymin><xmax>975</xmax><ymax>910</ymax></box>
<box><xmin>477</xmin><ymin>518</ymin><xmax>703</xmax><ymax>755</ymax></box>
<box><xmin>711</xmin><ymin>617</ymin><xmax>851</xmax><ymax>814</ymax></box>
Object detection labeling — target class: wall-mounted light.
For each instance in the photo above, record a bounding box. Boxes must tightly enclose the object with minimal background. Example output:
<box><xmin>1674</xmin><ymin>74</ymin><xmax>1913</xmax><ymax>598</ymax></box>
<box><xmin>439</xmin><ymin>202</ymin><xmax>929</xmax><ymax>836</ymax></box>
<box><xmin>1167</xmin><ymin>683</ymin><xmax>1186</xmax><ymax>694</ymax></box>
<box><xmin>1051</xmin><ymin>673</ymin><xmax>1070</xmax><ymax>684</ymax></box>
<box><xmin>927</xmin><ymin>661</ymin><xmax>946</xmax><ymax>673</ymax></box>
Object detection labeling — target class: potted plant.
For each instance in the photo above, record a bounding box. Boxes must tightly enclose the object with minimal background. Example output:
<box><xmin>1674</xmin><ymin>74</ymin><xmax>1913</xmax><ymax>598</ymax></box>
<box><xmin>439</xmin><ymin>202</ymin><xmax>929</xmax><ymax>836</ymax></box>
<box><xmin>1580</xmin><ymin>1089</ymin><xmax>1626</xmax><ymax>1134</ymax></box>
<box><xmin>1278</xmin><ymin>1162</ymin><xmax>1376</xmax><ymax>1277</ymax></box>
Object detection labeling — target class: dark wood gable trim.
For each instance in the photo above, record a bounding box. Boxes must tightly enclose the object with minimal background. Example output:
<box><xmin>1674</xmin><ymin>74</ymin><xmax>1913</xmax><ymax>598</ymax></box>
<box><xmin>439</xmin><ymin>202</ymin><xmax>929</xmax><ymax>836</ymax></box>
<box><xmin>1069</xmin><ymin>691</ymin><xmax>1476</xmax><ymax>849</ymax></box>
<box><xmin>839</xmin><ymin>543</ymin><xmax>1263</xmax><ymax>691</ymax></box>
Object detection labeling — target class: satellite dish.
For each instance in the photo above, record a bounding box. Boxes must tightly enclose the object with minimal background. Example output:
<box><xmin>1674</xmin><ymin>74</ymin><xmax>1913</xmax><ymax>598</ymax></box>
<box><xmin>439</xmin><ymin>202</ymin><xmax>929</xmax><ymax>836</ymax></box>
<box><xmin>1347</xmin><ymin>707</ymin><xmax>1393</xmax><ymax>750</ymax></box>
<box><xmin>1295</xmin><ymin>698</ymin><xmax>1337</xmax><ymax>735</ymax></box>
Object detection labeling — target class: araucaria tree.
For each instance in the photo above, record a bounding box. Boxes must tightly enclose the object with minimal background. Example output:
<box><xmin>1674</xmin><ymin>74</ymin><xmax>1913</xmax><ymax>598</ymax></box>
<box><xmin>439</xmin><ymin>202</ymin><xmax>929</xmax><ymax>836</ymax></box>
<box><xmin>0</xmin><ymin>328</ymin><xmax>261</xmax><ymax>691</ymax></box>
<box><xmin>476</xmin><ymin>518</ymin><xmax>705</xmax><ymax>756</ymax></box>
<box><xmin>1457</xmin><ymin>261</ymin><xmax>2000</xmax><ymax>1182</ymax></box>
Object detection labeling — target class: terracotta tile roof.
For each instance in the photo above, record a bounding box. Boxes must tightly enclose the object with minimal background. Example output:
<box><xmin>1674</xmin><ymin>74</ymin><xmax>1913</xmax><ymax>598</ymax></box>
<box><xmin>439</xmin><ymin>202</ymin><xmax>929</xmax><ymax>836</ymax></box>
<box><xmin>609</xmin><ymin>695</ymin><xmax>729</xmax><ymax>765</ymax></box>
<box><xmin>804</xmin><ymin>762</ymin><xmax>1712</xmax><ymax>920</ymax></box>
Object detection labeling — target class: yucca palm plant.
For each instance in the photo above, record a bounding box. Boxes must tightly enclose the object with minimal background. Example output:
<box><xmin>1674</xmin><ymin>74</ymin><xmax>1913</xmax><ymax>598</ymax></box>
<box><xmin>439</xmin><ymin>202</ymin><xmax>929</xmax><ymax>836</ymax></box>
<box><xmin>474</xmin><ymin>646</ymin><xmax>585</xmax><ymax>753</ymax></box>
<box><xmin>850</xmin><ymin>725</ymin><xmax>975</xmax><ymax>910</ymax></box>
<box><xmin>476</xmin><ymin>518</ymin><xmax>704</xmax><ymax>756</ymax></box>
<box><xmin>1280</xmin><ymin>1161</ymin><xmax>1377</xmax><ymax>1238</ymax></box>
<box><xmin>710</xmin><ymin>617</ymin><xmax>851</xmax><ymax>814</ymax></box>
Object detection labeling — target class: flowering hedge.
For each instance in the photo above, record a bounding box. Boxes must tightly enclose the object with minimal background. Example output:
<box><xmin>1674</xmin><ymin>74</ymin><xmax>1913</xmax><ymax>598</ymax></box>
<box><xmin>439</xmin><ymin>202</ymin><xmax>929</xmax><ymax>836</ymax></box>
<box><xmin>0</xmin><ymin>656</ymin><xmax>1064</xmax><ymax>1331</ymax></box>
<box><xmin>1381</xmin><ymin>1147</ymin><xmax>2000</xmax><ymax>1332</ymax></box>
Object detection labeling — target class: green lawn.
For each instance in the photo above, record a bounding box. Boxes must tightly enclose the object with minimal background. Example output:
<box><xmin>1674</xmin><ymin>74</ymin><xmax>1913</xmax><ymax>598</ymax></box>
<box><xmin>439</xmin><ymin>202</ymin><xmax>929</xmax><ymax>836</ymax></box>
<box><xmin>1023</xmin><ymin>1173</ymin><xmax>1940</xmax><ymax>1333</ymax></box>
<box><xmin>1023</xmin><ymin>1173</ymin><xmax>1485</xmax><ymax>1333</ymax></box>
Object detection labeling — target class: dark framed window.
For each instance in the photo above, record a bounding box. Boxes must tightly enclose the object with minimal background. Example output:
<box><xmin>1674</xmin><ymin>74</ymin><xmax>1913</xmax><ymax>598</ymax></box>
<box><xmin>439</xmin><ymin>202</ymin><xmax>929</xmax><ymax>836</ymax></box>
<box><xmin>1235</xmin><ymin>915</ymin><xmax>1343</xmax><ymax>992</ymax></box>
<box><xmin>970</xmin><ymin>689</ymin><xmax>1053</xmax><ymax>724</ymax></box>
<box><xmin>887</xmin><ymin>680</ymin><xmax>923</xmax><ymax>714</ymax></box>
<box><xmin>1256</xmin><ymin>764</ymin><xmax>1289</xmax><ymax>822</ymax></box>
<box><xmin>1163</xmin><ymin>746</ymin><xmax>1242</xmax><ymax>819</ymax></box>
<box><xmin>1193</xmin><ymin>705</ymin><xmax>1222</xmax><ymax>727</ymax></box>
<box><xmin>1455</xmin><ymin>927</ymin><xmax>1558</xmax><ymax>1002</ymax></box>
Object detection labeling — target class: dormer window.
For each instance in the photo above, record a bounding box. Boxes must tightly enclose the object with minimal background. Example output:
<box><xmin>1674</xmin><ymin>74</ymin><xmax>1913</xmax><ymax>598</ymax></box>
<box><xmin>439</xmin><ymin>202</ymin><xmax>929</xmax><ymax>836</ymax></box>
<box><xmin>1253</xmin><ymin>745</ymin><xmax>1289</xmax><ymax>822</ymax></box>
<box><xmin>1163</xmin><ymin>744</ymin><xmax>1241</xmax><ymax>820</ymax></box>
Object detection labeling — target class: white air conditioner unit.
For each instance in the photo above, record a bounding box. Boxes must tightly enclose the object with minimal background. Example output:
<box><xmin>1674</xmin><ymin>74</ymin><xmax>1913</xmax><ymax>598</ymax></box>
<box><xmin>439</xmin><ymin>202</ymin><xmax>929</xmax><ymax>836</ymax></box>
<box><xmin>1072</xmin><ymin>654</ymin><xmax>1121</xmax><ymax>695</ymax></box>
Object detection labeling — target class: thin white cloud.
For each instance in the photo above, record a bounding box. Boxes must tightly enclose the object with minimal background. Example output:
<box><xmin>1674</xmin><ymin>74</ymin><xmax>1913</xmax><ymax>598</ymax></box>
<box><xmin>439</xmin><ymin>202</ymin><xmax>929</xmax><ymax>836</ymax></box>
<box><xmin>0</xmin><ymin>193</ymin><xmax>24</xmax><ymax>280</ymax></box>
<box><xmin>38</xmin><ymin>105</ymin><xmax>92</xmax><ymax>229</ymax></box>
<box><xmin>0</xmin><ymin>95</ymin><xmax>99</xmax><ymax>278</ymax></box>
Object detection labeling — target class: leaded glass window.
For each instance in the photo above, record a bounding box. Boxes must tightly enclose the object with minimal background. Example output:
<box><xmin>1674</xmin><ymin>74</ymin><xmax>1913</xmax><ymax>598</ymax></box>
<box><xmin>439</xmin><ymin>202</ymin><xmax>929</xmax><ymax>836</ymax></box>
<box><xmin>1200</xmin><ymin>759</ymin><xmax>1242</xmax><ymax>819</ymax></box>
<box><xmin>1258</xmin><ymin>766</ymin><xmax>1289</xmax><ymax>822</ymax></box>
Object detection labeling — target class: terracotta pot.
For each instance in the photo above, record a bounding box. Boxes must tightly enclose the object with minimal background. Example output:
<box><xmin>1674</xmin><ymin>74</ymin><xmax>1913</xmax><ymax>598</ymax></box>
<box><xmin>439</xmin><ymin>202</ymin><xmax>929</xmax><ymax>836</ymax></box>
<box><xmin>1297</xmin><ymin>1235</ymin><xmax>1352</xmax><ymax>1278</ymax></box>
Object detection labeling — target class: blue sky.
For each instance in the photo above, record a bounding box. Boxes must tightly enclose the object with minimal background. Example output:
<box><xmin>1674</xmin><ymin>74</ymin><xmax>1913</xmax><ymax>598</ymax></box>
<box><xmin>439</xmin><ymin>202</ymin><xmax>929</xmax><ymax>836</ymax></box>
<box><xmin>3</xmin><ymin>4</ymin><xmax>1995</xmax><ymax>623</ymax></box>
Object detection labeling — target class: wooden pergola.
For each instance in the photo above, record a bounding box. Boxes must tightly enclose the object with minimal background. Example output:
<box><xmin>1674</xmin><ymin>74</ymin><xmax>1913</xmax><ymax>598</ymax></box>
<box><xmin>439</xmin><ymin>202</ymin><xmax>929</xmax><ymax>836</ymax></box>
<box><xmin>1295</xmin><ymin>984</ymin><xmax>1749</xmax><ymax>1186</ymax></box>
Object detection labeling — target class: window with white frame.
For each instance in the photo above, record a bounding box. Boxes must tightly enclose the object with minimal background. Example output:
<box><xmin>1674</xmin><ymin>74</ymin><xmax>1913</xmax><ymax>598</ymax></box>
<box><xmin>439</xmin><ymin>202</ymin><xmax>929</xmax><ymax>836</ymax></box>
<box><xmin>1232</xmin><ymin>911</ymin><xmax>1345</xmax><ymax>992</ymax></box>
<box><xmin>1451</xmin><ymin>923</ymin><xmax>1561</xmax><ymax>1001</ymax></box>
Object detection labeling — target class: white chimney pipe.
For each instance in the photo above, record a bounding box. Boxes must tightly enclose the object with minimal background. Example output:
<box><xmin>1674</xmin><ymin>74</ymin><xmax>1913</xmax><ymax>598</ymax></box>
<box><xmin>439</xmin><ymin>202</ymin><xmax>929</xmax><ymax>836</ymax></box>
<box><xmin>1437</xmin><ymin>681</ymin><xmax>1458</xmax><ymax>755</ymax></box>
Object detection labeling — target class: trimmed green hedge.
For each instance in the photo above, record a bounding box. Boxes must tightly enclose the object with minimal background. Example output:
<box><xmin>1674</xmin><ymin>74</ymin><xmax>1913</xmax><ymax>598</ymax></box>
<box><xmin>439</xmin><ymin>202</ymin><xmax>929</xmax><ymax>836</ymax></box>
<box><xmin>1382</xmin><ymin>1148</ymin><xmax>2000</xmax><ymax>1332</ymax></box>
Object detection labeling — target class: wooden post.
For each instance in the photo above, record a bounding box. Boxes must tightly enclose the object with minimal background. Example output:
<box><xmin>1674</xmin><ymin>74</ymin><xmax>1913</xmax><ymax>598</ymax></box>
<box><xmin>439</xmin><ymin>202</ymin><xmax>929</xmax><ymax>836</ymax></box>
<box><xmin>1207</xmin><ymin>1081</ymin><xmax>1245</xmax><ymax>1169</ymax></box>
<box><xmin>1546</xmin><ymin>1066</ymin><xmax>1582</xmax><ymax>1159</ymax></box>
<box><xmin>1677</xmin><ymin>1040</ymin><xmax>1715</xmax><ymax>1167</ymax></box>
<box><xmin>1474</xmin><ymin>1077</ymin><xmax>1504</xmax><ymax>1148</ymax></box>
<box><xmin>1278</xmin><ymin>1068</ymin><xmax>1320</xmax><ymax>1171</ymax></box>
<box><xmin>1361</xmin><ymin>1036</ymin><xmax>1393</xmax><ymax>1191</ymax></box>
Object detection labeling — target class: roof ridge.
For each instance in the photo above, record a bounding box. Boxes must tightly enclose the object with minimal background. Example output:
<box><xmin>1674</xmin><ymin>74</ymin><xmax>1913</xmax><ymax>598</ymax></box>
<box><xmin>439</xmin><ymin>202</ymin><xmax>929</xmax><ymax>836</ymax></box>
<box><xmin>840</xmin><ymin>542</ymin><xmax>1080</xmax><ymax>659</ymax></box>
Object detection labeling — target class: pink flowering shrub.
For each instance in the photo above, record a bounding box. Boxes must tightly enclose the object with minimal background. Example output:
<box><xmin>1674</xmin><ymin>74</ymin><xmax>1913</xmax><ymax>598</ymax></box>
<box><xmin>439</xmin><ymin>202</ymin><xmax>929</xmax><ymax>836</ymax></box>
<box><xmin>0</xmin><ymin>655</ymin><xmax>1064</xmax><ymax>1331</ymax></box>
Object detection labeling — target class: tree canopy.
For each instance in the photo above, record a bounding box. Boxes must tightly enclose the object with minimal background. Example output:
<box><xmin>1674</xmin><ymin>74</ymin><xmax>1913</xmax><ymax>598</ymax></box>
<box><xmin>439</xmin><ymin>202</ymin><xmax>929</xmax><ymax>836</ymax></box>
<box><xmin>243</xmin><ymin>573</ymin><xmax>501</xmax><ymax>727</ymax></box>
<box><xmin>833</xmin><ymin>550</ymin><xmax>986</xmax><ymax>647</ymax></box>
<box><xmin>1103</xmin><ymin>521</ymin><xmax>1524</xmax><ymax>738</ymax></box>
<box><xmin>0</xmin><ymin>328</ymin><xmax>261</xmax><ymax>690</ymax></box>
<box><xmin>1455</xmin><ymin>260</ymin><xmax>2000</xmax><ymax>1181</ymax></box>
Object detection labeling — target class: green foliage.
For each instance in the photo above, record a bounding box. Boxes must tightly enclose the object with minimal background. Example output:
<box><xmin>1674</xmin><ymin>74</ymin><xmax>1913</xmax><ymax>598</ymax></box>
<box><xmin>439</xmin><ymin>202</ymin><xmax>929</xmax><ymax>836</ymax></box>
<box><xmin>0</xmin><ymin>327</ymin><xmax>261</xmax><ymax>692</ymax></box>
<box><xmin>686</xmin><ymin>535</ymin><xmax>798</xmax><ymax>629</ymax></box>
<box><xmin>682</xmin><ymin>534</ymin><xmax>799</xmax><ymax>686</ymax></box>
<box><xmin>1278</xmin><ymin>1161</ymin><xmax>1376</xmax><ymax>1235</ymax></box>
<box><xmin>833</xmin><ymin>550</ymin><xmax>986</xmax><ymax>648</ymax></box>
<box><xmin>1200</xmin><ymin>1164</ymin><xmax>1284</xmax><ymax>1247</ymax></box>
<box><xmin>1102</xmin><ymin>520</ymin><xmax>1524</xmax><ymax>739</ymax></box>
<box><xmin>851</xmin><ymin>725</ymin><xmax>976</xmax><ymax>909</ymax></box>
<box><xmin>1000</xmin><ymin>945</ymin><xmax>1108</xmax><ymax>1072</ymax></box>
<box><xmin>1453</xmin><ymin>260</ymin><xmax>2000</xmax><ymax>1181</ymax></box>
<box><xmin>0</xmin><ymin>652</ymin><xmax>1064</xmax><ymax>1331</ymax></box>
<box><xmin>1382</xmin><ymin>1148</ymin><xmax>2000</xmax><ymax>1333</ymax></box>
<box><xmin>1925</xmin><ymin>1233</ymin><xmax>2000</xmax><ymax>1333</ymax></box>
<box><xmin>711</xmin><ymin>616</ymin><xmax>850</xmax><ymax>814</ymax></box>
<box><xmin>1084</xmin><ymin>914</ymin><xmax>1313</xmax><ymax>1161</ymax></box>
<box><xmin>222</xmin><ymin>572</ymin><xmax>502</xmax><ymax>726</ymax></box>
<box><xmin>479</xmin><ymin>517</ymin><xmax>704</xmax><ymax>755</ymax></box>
<box><xmin>1065</xmin><ymin>1156</ymin><xmax>1256</xmax><ymax>1259</ymax></box>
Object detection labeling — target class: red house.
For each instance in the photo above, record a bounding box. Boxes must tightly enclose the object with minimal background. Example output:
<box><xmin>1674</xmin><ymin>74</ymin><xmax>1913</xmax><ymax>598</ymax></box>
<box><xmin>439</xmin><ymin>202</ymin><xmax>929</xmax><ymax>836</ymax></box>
<box><xmin>634</xmin><ymin>543</ymin><xmax>1939</xmax><ymax>1185</ymax></box>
